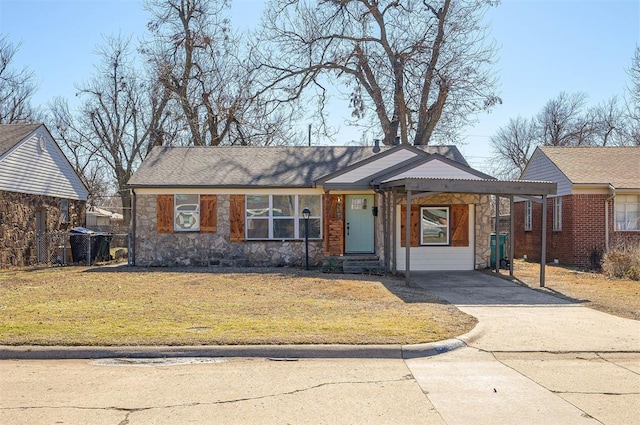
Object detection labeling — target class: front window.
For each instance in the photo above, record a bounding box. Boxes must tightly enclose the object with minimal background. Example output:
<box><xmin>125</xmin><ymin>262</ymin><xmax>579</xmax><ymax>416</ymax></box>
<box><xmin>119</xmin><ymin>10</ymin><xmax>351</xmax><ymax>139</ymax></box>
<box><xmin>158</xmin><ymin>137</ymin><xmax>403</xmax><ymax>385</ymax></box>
<box><xmin>421</xmin><ymin>207</ymin><xmax>449</xmax><ymax>245</ymax></box>
<box><xmin>553</xmin><ymin>197</ymin><xmax>562</xmax><ymax>231</ymax></box>
<box><xmin>175</xmin><ymin>194</ymin><xmax>200</xmax><ymax>231</ymax></box>
<box><xmin>246</xmin><ymin>194</ymin><xmax>322</xmax><ymax>240</ymax></box>
<box><xmin>524</xmin><ymin>201</ymin><xmax>532</xmax><ymax>231</ymax></box>
<box><xmin>615</xmin><ymin>194</ymin><xmax>640</xmax><ymax>231</ymax></box>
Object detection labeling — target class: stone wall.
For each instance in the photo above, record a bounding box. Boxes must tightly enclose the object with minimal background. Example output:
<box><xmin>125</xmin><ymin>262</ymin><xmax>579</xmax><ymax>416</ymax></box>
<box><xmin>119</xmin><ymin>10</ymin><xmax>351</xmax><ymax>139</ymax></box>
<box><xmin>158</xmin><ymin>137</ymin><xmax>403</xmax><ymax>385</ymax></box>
<box><xmin>134</xmin><ymin>194</ymin><xmax>324</xmax><ymax>267</ymax></box>
<box><xmin>0</xmin><ymin>190</ymin><xmax>85</xmax><ymax>267</ymax></box>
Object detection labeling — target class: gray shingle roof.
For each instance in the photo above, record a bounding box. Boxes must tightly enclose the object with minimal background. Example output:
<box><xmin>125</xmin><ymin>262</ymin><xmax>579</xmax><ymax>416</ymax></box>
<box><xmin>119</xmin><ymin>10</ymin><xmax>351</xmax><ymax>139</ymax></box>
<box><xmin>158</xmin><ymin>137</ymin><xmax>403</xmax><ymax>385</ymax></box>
<box><xmin>128</xmin><ymin>145</ymin><xmax>469</xmax><ymax>188</ymax></box>
<box><xmin>540</xmin><ymin>146</ymin><xmax>640</xmax><ymax>189</ymax></box>
<box><xmin>0</xmin><ymin>123</ymin><xmax>41</xmax><ymax>157</ymax></box>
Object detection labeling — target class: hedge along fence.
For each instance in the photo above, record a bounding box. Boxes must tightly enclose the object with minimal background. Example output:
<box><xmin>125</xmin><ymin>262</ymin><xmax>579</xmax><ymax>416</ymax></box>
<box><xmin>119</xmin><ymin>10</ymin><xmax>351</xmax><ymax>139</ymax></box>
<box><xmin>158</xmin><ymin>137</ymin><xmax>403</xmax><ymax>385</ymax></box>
<box><xmin>602</xmin><ymin>242</ymin><xmax>640</xmax><ymax>281</ymax></box>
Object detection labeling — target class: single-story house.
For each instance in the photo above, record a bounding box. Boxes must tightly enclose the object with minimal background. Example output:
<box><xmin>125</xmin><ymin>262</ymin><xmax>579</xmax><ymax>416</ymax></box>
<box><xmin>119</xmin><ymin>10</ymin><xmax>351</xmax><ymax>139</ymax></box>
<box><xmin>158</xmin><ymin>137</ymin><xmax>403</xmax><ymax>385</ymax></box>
<box><xmin>86</xmin><ymin>206</ymin><xmax>124</xmax><ymax>231</ymax></box>
<box><xmin>514</xmin><ymin>146</ymin><xmax>640</xmax><ymax>267</ymax></box>
<box><xmin>129</xmin><ymin>143</ymin><xmax>555</xmax><ymax>282</ymax></box>
<box><xmin>0</xmin><ymin>123</ymin><xmax>89</xmax><ymax>267</ymax></box>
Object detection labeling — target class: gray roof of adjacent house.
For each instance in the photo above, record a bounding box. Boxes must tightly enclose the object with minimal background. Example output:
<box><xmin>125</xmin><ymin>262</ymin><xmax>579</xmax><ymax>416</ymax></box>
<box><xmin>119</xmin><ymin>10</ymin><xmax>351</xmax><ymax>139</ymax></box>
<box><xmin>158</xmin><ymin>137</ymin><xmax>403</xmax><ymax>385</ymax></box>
<box><xmin>539</xmin><ymin>146</ymin><xmax>640</xmax><ymax>189</ymax></box>
<box><xmin>0</xmin><ymin>123</ymin><xmax>41</xmax><ymax>157</ymax></box>
<box><xmin>128</xmin><ymin>144</ymin><xmax>470</xmax><ymax>188</ymax></box>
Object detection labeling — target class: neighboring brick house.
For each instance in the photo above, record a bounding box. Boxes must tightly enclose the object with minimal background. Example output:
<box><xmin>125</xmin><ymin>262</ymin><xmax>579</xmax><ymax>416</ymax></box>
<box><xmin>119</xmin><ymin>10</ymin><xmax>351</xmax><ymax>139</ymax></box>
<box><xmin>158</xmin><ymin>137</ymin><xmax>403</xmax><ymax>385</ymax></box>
<box><xmin>0</xmin><ymin>124</ymin><xmax>89</xmax><ymax>267</ymax></box>
<box><xmin>514</xmin><ymin>146</ymin><xmax>640</xmax><ymax>267</ymax></box>
<box><xmin>128</xmin><ymin>143</ymin><xmax>554</xmax><ymax>276</ymax></box>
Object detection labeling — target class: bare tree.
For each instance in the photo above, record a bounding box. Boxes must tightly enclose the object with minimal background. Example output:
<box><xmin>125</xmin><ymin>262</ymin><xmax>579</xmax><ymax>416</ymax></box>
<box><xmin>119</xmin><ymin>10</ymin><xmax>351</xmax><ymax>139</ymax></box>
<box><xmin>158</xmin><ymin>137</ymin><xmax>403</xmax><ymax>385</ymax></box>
<box><xmin>535</xmin><ymin>92</ymin><xmax>594</xmax><ymax>146</ymax></box>
<box><xmin>255</xmin><ymin>0</ymin><xmax>500</xmax><ymax>146</ymax></box>
<box><xmin>489</xmin><ymin>116</ymin><xmax>536</xmax><ymax>178</ymax></box>
<box><xmin>590</xmin><ymin>96</ymin><xmax>626</xmax><ymax>146</ymax></box>
<box><xmin>624</xmin><ymin>46</ymin><xmax>640</xmax><ymax>145</ymax></box>
<box><xmin>0</xmin><ymin>35</ymin><xmax>38</xmax><ymax>123</ymax></box>
<box><xmin>48</xmin><ymin>35</ymin><xmax>170</xmax><ymax>224</ymax></box>
<box><xmin>143</xmin><ymin>0</ymin><xmax>296</xmax><ymax>146</ymax></box>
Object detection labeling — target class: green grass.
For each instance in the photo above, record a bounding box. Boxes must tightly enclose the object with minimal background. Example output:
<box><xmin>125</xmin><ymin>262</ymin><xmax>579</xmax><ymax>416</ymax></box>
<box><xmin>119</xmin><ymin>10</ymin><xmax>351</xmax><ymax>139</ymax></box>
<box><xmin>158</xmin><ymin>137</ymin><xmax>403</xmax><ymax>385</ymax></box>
<box><xmin>0</xmin><ymin>267</ymin><xmax>476</xmax><ymax>346</ymax></box>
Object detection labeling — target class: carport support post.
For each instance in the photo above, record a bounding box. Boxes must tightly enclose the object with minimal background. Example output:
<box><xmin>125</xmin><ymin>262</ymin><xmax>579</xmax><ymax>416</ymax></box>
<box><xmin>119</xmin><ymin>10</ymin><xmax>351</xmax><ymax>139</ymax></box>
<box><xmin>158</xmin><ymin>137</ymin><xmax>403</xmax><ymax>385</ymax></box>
<box><xmin>494</xmin><ymin>195</ymin><xmax>500</xmax><ymax>274</ymax></box>
<box><xmin>405</xmin><ymin>190</ymin><xmax>412</xmax><ymax>286</ymax></box>
<box><xmin>540</xmin><ymin>194</ymin><xmax>547</xmax><ymax>287</ymax></box>
<box><xmin>509</xmin><ymin>195</ymin><xmax>515</xmax><ymax>278</ymax></box>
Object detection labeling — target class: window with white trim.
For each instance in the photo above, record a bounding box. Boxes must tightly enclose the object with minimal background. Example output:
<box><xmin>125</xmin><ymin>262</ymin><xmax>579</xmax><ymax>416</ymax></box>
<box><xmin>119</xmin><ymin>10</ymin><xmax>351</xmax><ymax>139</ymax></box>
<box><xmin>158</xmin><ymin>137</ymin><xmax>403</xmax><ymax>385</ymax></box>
<box><xmin>553</xmin><ymin>197</ymin><xmax>562</xmax><ymax>231</ymax></box>
<box><xmin>246</xmin><ymin>194</ymin><xmax>322</xmax><ymax>240</ymax></box>
<box><xmin>174</xmin><ymin>194</ymin><xmax>200</xmax><ymax>231</ymax></box>
<box><xmin>615</xmin><ymin>195</ymin><xmax>640</xmax><ymax>231</ymax></box>
<box><xmin>420</xmin><ymin>206</ymin><xmax>449</xmax><ymax>245</ymax></box>
<box><xmin>524</xmin><ymin>200</ymin><xmax>532</xmax><ymax>231</ymax></box>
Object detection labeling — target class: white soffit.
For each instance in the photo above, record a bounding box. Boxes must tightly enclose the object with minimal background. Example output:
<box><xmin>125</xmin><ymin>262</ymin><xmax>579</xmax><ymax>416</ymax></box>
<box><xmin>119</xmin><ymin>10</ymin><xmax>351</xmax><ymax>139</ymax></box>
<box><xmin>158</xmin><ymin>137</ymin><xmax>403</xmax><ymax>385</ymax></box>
<box><xmin>325</xmin><ymin>149</ymin><xmax>419</xmax><ymax>183</ymax></box>
<box><xmin>382</xmin><ymin>157</ymin><xmax>483</xmax><ymax>182</ymax></box>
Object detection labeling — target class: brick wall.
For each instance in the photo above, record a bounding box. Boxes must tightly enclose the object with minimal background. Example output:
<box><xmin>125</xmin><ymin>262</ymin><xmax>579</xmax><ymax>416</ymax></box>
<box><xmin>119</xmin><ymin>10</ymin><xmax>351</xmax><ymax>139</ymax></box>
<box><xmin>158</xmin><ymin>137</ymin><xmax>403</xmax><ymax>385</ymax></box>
<box><xmin>0</xmin><ymin>190</ymin><xmax>85</xmax><ymax>267</ymax></box>
<box><xmin>514</xmin><ymin>194</ymin><xmax>618</xmax><ymax>267</ymax></box>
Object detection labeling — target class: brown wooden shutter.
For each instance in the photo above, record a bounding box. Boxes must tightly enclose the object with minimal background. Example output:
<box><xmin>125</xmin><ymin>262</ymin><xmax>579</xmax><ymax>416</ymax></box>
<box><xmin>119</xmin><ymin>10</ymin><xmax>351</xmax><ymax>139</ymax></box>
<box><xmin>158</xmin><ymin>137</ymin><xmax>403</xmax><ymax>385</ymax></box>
<box><xmin>400</xmin><ymin>204</ymin><xmax>420</xmax><ymax>247</ymax></box>
<box><xmin>157</xmin><ymin>195</ymin><xmax>174</xmax><ymax>233</ymax></box>
<box><xmin>450</xmin><ymin>204</ymin><xmax>470</xmax><ymax>247</ymax></box>
<box><xmin>200</xmin><ymin>195</ymin><xmax>217</xmax><ymax>233</ymax></box>
<box><xmin>229</xmin><ymin>194</ymin><xmax>245</xmax><ymax>242</ymax></box>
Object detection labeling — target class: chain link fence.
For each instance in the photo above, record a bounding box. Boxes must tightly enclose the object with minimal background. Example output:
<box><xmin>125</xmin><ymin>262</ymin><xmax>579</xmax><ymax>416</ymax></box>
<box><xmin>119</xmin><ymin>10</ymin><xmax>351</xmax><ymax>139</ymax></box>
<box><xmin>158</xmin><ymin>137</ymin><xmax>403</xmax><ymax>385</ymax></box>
<box><xmin>36</xmin><ymin>231</ymin><xmax>130</xmax><ymax>266</ymax></box>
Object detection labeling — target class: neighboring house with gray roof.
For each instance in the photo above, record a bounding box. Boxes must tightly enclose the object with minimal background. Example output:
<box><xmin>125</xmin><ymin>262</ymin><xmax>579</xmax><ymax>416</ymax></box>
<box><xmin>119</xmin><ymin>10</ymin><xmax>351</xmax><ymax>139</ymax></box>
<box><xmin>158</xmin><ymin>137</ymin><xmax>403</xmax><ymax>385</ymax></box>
<box><xmin>514</xmin><ymin>146</ymin><xmax>640</xmax><ymax>267</ymax></box>
<box><xmin>128</xmin><ymin>143</ymin><xmax>555</xmax><ymax>276</ymax></box>
<box><xmin>0</xmin><ymin>123</ymin><xmax>89</xmax><ymax>267</ymax></box>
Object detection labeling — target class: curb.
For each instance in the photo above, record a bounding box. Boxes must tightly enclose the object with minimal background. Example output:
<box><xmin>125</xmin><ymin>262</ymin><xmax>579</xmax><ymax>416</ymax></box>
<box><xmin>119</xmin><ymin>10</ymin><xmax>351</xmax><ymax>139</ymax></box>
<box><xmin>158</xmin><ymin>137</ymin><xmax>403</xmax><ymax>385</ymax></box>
<box><xmin>0</xmin><ymin>324</ymin><xmax>483</xmax><ymax>361</ymax></box>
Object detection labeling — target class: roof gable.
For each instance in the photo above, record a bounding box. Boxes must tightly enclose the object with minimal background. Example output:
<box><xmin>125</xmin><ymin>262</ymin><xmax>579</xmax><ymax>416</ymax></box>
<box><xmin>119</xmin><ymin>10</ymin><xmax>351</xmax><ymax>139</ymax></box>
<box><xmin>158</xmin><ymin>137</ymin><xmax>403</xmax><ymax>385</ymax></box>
<box><xmin>0</xmin><ymin>124</ymin><xmax>89</xmax><ymax>201</ymax></box>
<box><xmin>317</xmin><ymin>144</ymin><xmax>427</xmax><ymax>186</ymax></box>
<box><xmin>535</xmin><ymin>146</ymin><xmax>640</xmax><ymax>189</ymax></box>
<box><xmin>377</xmin><ymin>154</ymin><xmax>493</xmax><ymax>184</ymax></box>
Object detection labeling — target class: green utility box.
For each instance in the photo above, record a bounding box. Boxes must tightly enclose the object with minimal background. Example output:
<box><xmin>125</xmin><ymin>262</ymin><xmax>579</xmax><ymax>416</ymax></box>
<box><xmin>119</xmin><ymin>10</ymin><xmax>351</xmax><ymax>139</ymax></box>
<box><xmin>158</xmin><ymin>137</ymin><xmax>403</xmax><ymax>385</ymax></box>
<box><xmin>490</xmin><ymin>233</ymin><xmax>508</xmax><ymax>268</ymax></box>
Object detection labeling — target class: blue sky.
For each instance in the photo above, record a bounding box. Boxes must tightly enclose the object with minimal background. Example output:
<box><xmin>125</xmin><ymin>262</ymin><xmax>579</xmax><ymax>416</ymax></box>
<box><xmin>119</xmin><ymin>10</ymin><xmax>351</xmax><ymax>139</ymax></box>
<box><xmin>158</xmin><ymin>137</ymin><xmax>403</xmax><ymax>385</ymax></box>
<box><xmin>1</xmin><ymin>0</ymin><xmax>638</xmax><ymax>172</ymax></box>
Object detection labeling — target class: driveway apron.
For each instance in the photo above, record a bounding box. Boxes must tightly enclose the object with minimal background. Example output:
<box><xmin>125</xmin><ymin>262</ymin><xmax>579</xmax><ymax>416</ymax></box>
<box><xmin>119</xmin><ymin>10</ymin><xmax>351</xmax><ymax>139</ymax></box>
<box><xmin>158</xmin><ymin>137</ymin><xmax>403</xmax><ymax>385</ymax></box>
<box><xmin>405</xmin><ymin>271</ymin><xmax>640</xmax><ymax>425</ymax></box>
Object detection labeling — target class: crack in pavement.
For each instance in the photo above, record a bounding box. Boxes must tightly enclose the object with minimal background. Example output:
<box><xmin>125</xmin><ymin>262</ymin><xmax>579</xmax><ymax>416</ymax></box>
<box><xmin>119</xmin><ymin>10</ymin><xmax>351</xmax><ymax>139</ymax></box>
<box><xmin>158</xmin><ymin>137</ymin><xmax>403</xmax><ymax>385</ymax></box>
<box><xmin>488</xmin><ymin>351</ymin><xmax>607</xmax><ymax>425</ymax></box>
<box><xmin>596</xmin><ymin>352</ymin><xmax>640</xmax><ymax>376</ymax></box>
<box><xmin>0</xmin><ymin>376</ymin><xmax>414</xmax><ymax>418</ymax></box>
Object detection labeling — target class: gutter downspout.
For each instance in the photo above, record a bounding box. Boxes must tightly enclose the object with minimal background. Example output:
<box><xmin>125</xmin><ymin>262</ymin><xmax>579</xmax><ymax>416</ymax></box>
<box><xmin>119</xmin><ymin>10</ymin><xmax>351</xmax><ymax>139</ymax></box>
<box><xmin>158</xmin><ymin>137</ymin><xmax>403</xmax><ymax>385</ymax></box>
<box><xmin>605</xmin><ymin>184</ymin><xmax>616</xmax><ymax>252</ymax></box>
<box><xmin>131</xmin><ymin>188</ymin><xmax>136</xmax><ymax>266</ymax></box>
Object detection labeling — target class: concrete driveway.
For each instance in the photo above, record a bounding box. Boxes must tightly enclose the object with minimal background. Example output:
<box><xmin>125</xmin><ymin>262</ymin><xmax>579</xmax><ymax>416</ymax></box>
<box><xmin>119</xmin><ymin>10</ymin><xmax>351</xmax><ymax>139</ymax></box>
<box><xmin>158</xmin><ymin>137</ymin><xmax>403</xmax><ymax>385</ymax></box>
<box><xmin>406</xmin><ymin>271</ymin><xmax>640</xmax><ymax>425</ymax></box>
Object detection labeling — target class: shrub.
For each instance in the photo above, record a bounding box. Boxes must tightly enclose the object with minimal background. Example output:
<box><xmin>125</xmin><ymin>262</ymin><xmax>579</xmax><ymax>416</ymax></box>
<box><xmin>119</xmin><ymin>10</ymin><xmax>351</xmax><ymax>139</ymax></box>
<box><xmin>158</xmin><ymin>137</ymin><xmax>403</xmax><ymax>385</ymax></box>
<box><xmin>602</xmin><ymin>243</ymin><xmax>640</xmax><ymax>281</ymax></box>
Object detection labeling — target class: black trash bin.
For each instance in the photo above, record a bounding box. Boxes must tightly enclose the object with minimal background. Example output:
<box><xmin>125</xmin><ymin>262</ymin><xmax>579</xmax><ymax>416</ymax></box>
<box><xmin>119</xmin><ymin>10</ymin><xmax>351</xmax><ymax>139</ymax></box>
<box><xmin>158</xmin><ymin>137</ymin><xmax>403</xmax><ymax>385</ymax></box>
<box><xmin>69</xmin><ymin>227</ymin><xmax>113</xmax><ymax>264</ymax></box>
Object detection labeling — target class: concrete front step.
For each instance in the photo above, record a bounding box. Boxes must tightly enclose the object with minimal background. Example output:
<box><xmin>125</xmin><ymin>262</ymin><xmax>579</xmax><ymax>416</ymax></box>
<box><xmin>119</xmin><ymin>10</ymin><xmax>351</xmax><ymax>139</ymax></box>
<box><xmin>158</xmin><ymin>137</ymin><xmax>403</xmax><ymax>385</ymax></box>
<box><xmin>342</xmin><ymin>260</ymin><xmax>384</xmax><ymax>274</ymax></box>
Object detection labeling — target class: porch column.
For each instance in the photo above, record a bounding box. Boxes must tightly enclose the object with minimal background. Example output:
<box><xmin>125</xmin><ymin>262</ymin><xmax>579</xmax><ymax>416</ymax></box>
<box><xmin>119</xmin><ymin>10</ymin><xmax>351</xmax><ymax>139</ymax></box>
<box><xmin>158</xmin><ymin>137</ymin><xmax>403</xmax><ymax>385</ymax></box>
<box><xmin>405</xmin><ymin>190</ymin><xmax>412</xmax><ymax>285</ymax></box>
<box><xmin>494</xmin><ymin>195</ymin><xmax>500</xmax><ymax>274</ymax></box>
<box><xmin>383</xmin><ymin>191</ymin><xmax>390</xmax><ymax>271</ymax></box>
<box><xmin>392</xmin><ymin>188</ymin><xmax>397</xmax><ymax>274</ymax></box>
<box><xmin>509</xmin><ymin>195</ymin><xmax>515</xmax><ymax>278</ymax></box>
<box><xmin>540</xmin><ymin>194</ymin><xmax>547</xmax><ymax>287</ymax></box>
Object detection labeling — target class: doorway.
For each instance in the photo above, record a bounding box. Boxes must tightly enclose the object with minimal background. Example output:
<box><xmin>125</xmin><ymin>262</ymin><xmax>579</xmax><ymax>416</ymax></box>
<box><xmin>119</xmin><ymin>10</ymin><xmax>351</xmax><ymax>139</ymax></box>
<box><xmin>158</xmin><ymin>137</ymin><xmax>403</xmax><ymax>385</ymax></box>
<box><xmin>345</xmin><ymin>195</ymin><xmax>375</xmax><ymax>253</ymax></box>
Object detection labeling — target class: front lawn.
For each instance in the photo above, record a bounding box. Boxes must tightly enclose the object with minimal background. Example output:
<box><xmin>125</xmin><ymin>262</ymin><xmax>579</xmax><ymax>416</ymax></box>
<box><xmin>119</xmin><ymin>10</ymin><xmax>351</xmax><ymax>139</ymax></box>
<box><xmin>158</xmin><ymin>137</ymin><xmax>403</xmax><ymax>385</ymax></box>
<box><xmin>0</xmin><ymin>266</ymin><xmax>476</xmax><ymax>346</ymax></box>
<box><xmin>514</xmin><ymin>261</ymin><xmax>640</xmax><ymax>321</ymax></box>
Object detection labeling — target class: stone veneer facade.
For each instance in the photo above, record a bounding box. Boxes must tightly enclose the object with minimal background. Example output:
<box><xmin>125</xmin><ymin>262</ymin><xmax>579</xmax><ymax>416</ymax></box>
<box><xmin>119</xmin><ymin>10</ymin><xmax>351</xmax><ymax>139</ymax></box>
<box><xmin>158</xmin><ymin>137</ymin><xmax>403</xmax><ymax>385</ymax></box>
<box><xmin>134</xmin><ymin>192</ymin><xmax>493</xmax><ymax>270</ymax></box>
<box><xmin>134</xmin><ymin>194</ymin><xmax>325</xmax><ymax>267</ymax></box>
<box><xmin>0</xmin><ymin>190</ymin><xmax>85</xmax><ymax>267</ymax></box>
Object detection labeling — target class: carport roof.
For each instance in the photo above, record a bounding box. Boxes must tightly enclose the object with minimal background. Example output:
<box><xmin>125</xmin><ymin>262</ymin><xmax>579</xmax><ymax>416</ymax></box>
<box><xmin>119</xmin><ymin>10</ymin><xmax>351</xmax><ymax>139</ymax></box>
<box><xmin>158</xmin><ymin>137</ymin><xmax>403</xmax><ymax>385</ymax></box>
<box><xmin>379</xmin><ymin>177</ymin><xmax>557</xmax><ymax>196</ymax></box>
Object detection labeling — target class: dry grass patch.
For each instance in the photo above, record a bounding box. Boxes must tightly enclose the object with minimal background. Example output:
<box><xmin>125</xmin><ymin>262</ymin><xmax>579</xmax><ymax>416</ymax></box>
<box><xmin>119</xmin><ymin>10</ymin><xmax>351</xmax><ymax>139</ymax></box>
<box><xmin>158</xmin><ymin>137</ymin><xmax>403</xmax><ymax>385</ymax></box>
<box><xmin>514</xmin><ymin>261</ymin><xmax>640</xmax><ymax>320</ymax></box>
<box><xmin>0</xmin><ymin>266</ymin><xmax>476</xmax><ymax>346</ymax></box>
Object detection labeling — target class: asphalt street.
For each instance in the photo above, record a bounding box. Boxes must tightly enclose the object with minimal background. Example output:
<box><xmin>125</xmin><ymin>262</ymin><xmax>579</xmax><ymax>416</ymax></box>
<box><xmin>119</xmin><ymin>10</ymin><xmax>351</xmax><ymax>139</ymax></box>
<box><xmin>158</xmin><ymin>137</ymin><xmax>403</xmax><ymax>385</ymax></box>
<box><xmin>1</xmin><ymin>271</ymin><xmax>638</xmax><ymax>424</ymax></box>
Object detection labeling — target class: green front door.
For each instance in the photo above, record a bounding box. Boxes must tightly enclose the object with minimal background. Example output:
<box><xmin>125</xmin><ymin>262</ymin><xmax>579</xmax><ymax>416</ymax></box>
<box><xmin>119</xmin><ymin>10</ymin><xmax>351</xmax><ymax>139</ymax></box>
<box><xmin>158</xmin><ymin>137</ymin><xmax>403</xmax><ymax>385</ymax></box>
<box><xmin>345</xmin><ymin>195</ymin><xmax>375</xmax><ymax>253</ymax></box>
